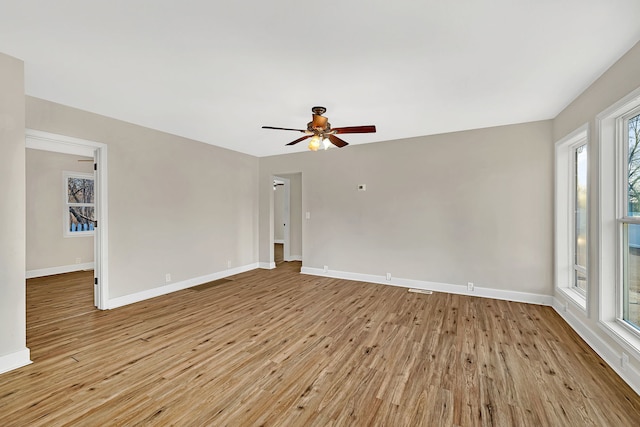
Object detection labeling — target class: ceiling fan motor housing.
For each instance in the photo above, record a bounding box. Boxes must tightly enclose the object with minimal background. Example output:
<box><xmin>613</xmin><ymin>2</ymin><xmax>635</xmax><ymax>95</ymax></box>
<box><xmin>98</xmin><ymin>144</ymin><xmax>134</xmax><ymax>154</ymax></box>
<box><xmin>311</xmin><ymin>106</ymin><xmax>326</xmax><ymax>115</ymax></box>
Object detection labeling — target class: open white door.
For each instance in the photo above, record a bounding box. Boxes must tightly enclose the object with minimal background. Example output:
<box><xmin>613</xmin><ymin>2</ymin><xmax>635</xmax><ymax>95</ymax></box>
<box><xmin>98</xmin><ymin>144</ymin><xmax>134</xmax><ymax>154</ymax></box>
<box><xmin>93</xmin><ymin>149</ymin><xmax>101</xmax><ymax>308</ymax></box>
<box><xmin>91</xmin><ymin>143</ymin><xmax>109</xmax><ymax>309</ymax></box>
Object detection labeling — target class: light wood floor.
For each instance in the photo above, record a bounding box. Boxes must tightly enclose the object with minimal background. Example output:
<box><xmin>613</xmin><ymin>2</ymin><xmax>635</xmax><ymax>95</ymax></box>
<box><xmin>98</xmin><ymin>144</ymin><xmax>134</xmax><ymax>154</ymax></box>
<box><xmin>275</xmin><ymin>243</ymin><xmax>284</xmax><ymax>265</ymax></box>
<box><xmin>2</xmin><ymin>264</ymin><xmax>640</xmax><ymax>426</ymax></box>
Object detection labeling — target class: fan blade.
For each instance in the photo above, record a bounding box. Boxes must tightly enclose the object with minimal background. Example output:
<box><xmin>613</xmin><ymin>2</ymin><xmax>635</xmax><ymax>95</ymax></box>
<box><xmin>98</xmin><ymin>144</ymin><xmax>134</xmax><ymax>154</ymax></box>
<box><xmin>286</xmin><ymin>135</ymin><xmax>312</xmax><ymax>146</ymax></box>
<box><xmin>333</xmin><ymin>125</ymin><xmax>376</xmax><ymax>134</ymax></box>
<box><xmin>311</xmin><ymin>114</ymin><xmax>328</xmax><ymax>129</ymax></box>
<box><xmin>328</xmin><ymin>134</ymin><xmax>349</xmax><ymax>148</ymax></box>
<box><xmin>262</xmin><ymin>126</ymin><xmax>307</xmax><ymax>132</ymax></box>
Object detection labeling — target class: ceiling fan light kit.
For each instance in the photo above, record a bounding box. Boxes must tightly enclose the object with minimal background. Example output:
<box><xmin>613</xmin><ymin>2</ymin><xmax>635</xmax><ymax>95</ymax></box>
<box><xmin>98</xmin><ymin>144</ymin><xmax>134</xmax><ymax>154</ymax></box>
<box><xmin>262</xmin><ymin>106</ymin><xmax>376</xmax><ymax>151</ymax></box>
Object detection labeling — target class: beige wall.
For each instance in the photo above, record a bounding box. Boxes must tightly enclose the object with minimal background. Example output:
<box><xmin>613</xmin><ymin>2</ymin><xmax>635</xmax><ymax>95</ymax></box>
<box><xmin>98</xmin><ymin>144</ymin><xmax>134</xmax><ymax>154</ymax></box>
<box><xmin>26</xmin><ymin>149</ymin><xmax>94</xmax><ymax>272</ymax></box>
<box><xmin>0</xmin><ymin>52</ymin><xmax>27</xmax><ymax>367</ymax></box>
<box><xmin>552</xmin><ymin>41</ymin><xmax>640</xmax><ymax>380</ymax></box>
<box><xmin>260</xmin><ymin>120</ymin><xmax>554</xmax><ymax>295</ymax></box>
<box><xmin>26</xmin><ymin>97</ymin><xmax>259</xmax><ymax>299</ymax></box>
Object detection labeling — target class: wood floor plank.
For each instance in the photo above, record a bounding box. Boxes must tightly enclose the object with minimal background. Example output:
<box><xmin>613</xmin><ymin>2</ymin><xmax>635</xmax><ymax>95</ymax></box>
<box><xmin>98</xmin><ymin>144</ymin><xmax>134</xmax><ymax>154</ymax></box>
<box><xmin>0</xmin><ymin>265</ymin><xmax>639</xmax><ymax>425</ymax></box>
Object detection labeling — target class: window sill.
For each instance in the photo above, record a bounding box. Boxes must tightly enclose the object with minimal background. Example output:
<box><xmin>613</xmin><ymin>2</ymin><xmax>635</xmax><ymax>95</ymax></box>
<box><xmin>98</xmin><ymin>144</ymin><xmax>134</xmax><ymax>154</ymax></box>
<box><xmin>558</xmin><ymin>287</ymin><xmax>587</xmax><ymax>312</ymax></box>
<box><xmin>64</xmin><ymin>232</ymin><xmax>94</xmax><ymax>238</ymax></box>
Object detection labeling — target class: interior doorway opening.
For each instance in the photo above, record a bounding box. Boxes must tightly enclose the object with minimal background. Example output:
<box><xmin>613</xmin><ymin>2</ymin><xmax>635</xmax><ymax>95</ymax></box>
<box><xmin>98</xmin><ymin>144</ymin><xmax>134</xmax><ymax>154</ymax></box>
<box><xmin>272</xmin><ymin>173</ymin><xmax>302</xmax><ymax>268</ymax></box>
<box><xmin>25</xmin><ymin>129</ymin><xmax>109</xmax><ymax>309</ymax></box>
<box><xmin>273</xmin><ymin>176</ymin><xmax>289</xmax><ymax>266</ymax></box>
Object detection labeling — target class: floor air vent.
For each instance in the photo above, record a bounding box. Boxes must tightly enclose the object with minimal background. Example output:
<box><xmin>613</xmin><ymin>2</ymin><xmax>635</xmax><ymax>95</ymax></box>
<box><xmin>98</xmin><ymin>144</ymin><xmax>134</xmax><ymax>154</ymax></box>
<box><xmin>408</xmin><ymin>288</ymin><xmax>433</xmax><ymax>295</ymax></box>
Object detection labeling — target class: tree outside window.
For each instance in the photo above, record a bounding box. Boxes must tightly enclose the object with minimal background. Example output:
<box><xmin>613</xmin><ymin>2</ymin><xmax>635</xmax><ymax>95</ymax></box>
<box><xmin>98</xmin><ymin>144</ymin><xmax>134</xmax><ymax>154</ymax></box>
<box><xmin>628</xmin><ymin>114</ymin><xmax>640</xmax><ymax>214</ymax></box>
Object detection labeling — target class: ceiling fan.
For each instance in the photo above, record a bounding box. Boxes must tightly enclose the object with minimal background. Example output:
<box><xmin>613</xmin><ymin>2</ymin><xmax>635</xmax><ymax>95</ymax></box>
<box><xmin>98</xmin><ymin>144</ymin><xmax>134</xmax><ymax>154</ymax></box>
<box><xmin>262</xmin><ymin>106</ymin><xmax>376</xmax><ymax>151</ymax></box>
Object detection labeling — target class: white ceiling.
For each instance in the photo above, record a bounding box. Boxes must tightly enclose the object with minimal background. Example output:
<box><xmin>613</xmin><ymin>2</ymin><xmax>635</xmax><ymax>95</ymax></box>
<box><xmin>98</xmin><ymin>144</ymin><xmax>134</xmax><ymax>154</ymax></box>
<box><xmin>1</xmin><ymin>1</ymin><xmax>639</xmax><ymax>157</ymax></box>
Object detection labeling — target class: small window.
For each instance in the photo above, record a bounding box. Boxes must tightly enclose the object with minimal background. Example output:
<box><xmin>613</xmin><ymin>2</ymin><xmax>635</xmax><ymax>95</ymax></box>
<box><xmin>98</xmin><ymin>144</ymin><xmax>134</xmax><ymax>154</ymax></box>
<box><xmin>574</xmin><ymin>143</ymin><xmax>587</xmax><ymax>294</ymax></box>
<box><xmin>64</xmin><ymin>171</ymin><xmax>95</xmax><ymax>237</ymax></box>
<box><xmin>554</xmin><ymin>125</ymin><xmax>588</xmax><ymax>310</ymax></box>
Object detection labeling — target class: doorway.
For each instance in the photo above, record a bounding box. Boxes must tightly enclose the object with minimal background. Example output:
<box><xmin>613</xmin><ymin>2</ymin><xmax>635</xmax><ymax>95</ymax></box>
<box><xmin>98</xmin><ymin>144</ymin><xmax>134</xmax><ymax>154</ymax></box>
<box><xmin>273</xmin><ymin>176</ymin><xmax>289</xmax><ymax>265</ymax></box>
<box><xmin>272</xmin><ymin>173</ymin><xmax>302</xmax><ymax>267</ymax></box>
<box><xmin>25</xmin><ymin>129</ymin><xmax>109</xmax><ymax>309</ymax></box>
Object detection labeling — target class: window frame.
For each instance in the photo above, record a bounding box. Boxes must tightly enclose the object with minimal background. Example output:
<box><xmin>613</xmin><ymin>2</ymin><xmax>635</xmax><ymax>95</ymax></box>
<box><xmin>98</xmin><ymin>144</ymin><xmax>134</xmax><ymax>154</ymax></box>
<box><xmin>555</xmin><ymin>124</ymin><xmax>589</xmax><ymax>311</ymax></box>
<box><xmin>63</xmin><ymin>170</ymin><xmax>95</xmax><ymax>238</ymax></box>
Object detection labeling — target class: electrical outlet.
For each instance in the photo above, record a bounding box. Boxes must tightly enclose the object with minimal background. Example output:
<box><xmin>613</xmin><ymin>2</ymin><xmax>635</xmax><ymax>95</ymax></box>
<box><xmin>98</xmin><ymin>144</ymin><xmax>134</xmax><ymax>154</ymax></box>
<box><xmin>323</xmin><ymin>265</ymin><xmax>328</xmax><ymax>273</ymax></box>
<box><xmin>622</xmin><ymin>352</ymin><xmax>629</xmax><ymax>370</ymax></box>
<box><xmin>165</xmin><ymin>273</ymin><xmax>171</xmax><ymax>283</ymax></box>
<box><xmin>227</xmin><ymin>260</ymin><xmax>232</xmax><ymax>269</ymax></box>
<box><xmin>564</xmin><ymin>302</ymin><xmax>569</xmax><ymax>312</ymax></box>
<box><xmin>467</xmin><ymin>282</ymin><xmax>474</xmax><ymax>291</ymax></box>
<box><xmin>386</xmin><ymin>273</ymin><xmax>391</xmax><ymax>281</ymax></box>
<box><xmin>75</xmin><ymin>257</ymin><xmax>81</xmax><ymax>264</ymax></box>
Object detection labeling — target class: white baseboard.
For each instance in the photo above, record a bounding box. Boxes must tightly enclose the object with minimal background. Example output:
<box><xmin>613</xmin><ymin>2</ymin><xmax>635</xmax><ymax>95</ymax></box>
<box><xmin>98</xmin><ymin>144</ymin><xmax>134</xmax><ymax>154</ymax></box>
<box><xmin>0</xmin><ymin>347</ymin><xmax>31</xmax><ymax>375</ymax></box>
<box><xmin>26</xmin><ymin>262</ymin><xmax>95</xmax><ymax>279</ymax></box>
<box><xmin>107</xmin><ymin>263</ymin><xmax>259</xmax><ymax>309</ymax></box>
<box><xmin>274</xmin><ymin>239</ymin><xmax>285</xmax><ymax>244</ymax></box>
<box><xmin>285</xmin><ymin>255</ymin><xmax>302</xmax><ymax>262</ymax></box>
<box><xmin>300</xmin><ymin>267</ymin><xmax>553</xmax><ymax>306</ymax></box>
<box><xmin>551</xmin><ymin>298</ymin><xmax>640</xmax><ymax>395</ymax></box>
<box><xmin>259</xmin><ymin>262</ymin><xmax>276</xmax><ymax>270</ymax></box>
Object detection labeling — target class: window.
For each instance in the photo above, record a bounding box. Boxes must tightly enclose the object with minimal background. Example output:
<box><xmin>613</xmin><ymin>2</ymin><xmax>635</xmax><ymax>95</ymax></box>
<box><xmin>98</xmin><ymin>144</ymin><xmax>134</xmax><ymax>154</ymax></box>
<box><xmin>574</xmin><ymin>143</ymin><xmax>588</xmax><ymax>294</ymax></box>
<box><xmin>599</xmin><ymin>87</ymin><xmax>640</xmax><ymax>354</ymax></box>
<box><xmin>64</xmin><ymin>171</ymin><xmax>95</xmax><ymax>237</ymax></box>
<box><xmin>620</xmin><ymin>108</ymin><xmax>640</xmax><ymax>331</ymax></box>
<box><xmin>555</xmin><ymin>125</ymin><xmax>588</xmax><ymax>310</ymax></box>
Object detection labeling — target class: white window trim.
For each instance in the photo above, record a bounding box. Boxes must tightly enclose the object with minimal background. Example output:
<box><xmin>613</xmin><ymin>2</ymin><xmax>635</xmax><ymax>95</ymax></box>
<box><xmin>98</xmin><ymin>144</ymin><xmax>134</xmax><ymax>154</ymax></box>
<box><xmin>63</xmin><ymin>170</ymin><xmax>95</xmax><ymax>238</ymax></box>
<box><xmin>555</xmin><ymin>123</ymin><xmax>588</xmax><ymax>311</ymax></box>
<box><xmin>598</xmin><ymin>85</ymin><xmax>640</xmax><ymax>359</ymax></box>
